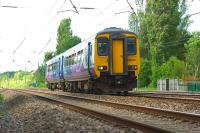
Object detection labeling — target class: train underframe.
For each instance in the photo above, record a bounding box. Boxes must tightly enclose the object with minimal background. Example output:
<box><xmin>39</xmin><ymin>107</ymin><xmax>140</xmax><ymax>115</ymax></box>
<box><xmin>47</xmin><ymin>73</ymin><xmax>137</xmax><ymax>94</ymax></box>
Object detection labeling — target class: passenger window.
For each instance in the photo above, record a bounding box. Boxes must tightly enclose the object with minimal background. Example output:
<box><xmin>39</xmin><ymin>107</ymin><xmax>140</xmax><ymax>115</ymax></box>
<box><xmin>48</xmin><ymin>65</ymin><xmax>51</xmax><ymax>72</ymax></box>
<box><xmin>97</xmin><ymin>37</ymin><xmax>109</xmax><ymax>56</ymax></box>
<box><xmin>90</xmin><ymin>45</ymin><xmax>92</xmax><ymax>55</ymax></box>
<box><xmin>69</xmin><ymin>58</ymin><xmax>72</xmax><ymax>66</ymax></box>
<box><xmin>127</xmin><ymin>37</ymin><xmax>136</xmax><ymax>55</ymax></box>
<box><xmin>64</xmin><ymin>57</ymin><xmax>68</xmax><ymax>67</ymax></box>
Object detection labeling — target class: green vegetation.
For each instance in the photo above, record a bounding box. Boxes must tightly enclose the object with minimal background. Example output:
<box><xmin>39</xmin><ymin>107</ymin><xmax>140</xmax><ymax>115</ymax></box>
<box><xmin>43</xmin><ymin>18</ymin><xmax>81</xmax><ymax>62</ymax></box>
<box><xmin>138</xmin><ymin>59</ymin><xmax>151</xmax><ymax>88</ymax></box>
<box><xmin>0</xmin><ymin>93</ymin><xmax>3</xmax><ymax>103</ymax></box>
<box><xmin>185</xmin><ymin>32</ymin><xmax>200</xmax><ymax>79</ymax></box>
<box><xmin>0</xmin><ymin>71</ymin><xmax>36</xmax><ymax>88</ymax></box>
<box><xmin>55</xmin><ymin>18</ymin><xmax>81</xmax><ymax>55</ymax></box>
<box><xmin>129</xmin><ymin>0</ymin><xmax>199</xmax><ymax>88</ymax></box>
<box><xmin>0</xmin><ymin>18</ymin><xmax>81</xmax><ymax>89</ymax></box>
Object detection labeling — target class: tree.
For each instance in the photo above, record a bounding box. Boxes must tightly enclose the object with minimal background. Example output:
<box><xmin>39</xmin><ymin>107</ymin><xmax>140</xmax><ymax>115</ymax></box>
<box><xmin>33</xmin><ymin>18</ymin><xmax>82</xmax><ymax>88</ymax></box>
<box><xmin>56</xmin><ymin>18</ymin><xmax>81</xmax><ymax>55</ymax></box>
<box><xmin>139</xmin><ymin>0</ymin><xmax>189</xmax><ymax>65</ymax></box>
<box><xmin>129</xmin><ymin>0</ymin><xmax>190</xmax><ymax>86</ymax></box>
<box><xmin>185</xmin><ymin>32</ymin><xmax>200</xmax><ymax>79</ymax></box>
<box><xmin>44</xmin><ymin>51</ymin><xmax>54</xmax><ymax>62</ymax></box>
<box><xmin>128</xmin><ymin>13</ymin><xmax>139</xmax><ymax>34</ymax></box>
<box><xmin>160</xmin><ymin>56</ymin><xmax>185</xmax><ymax>78</ymax></box>
<box><xmin>138</xmin><ymin>59</ymin><xmax>152</xmax><ymax>87</ymax></box>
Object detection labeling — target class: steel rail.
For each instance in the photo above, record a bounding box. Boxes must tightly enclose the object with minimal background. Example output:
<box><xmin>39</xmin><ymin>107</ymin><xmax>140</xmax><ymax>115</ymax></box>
<box><xmin>0</xmin><ymin>88</ymin><xmax>7</xmax><ymax>93</ymax></box>
<box><xmin>21</xmin><ymin>89</ymin><xmax>200</xmax><ymax>122</ymax></box>
<box><xmin>132</xmin><ymin>91</ymin><xmax>200</xmax><ymax>97</ymax></box>
<box><xmin>14</xmin><ymin>89</ymin><xmax>172</xmax><ymax>133</ymax></box>
<box><xmin>131</xmin><ymin>94</ymin><xmax>200</xmax><ymax>103</ymax></box>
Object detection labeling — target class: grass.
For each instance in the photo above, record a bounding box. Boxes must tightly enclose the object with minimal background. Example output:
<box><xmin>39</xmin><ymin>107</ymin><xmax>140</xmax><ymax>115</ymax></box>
<box><xmin>136</xmin><ymin>87</ymin><xmax>157</xmax><ymax>91</ymax></box>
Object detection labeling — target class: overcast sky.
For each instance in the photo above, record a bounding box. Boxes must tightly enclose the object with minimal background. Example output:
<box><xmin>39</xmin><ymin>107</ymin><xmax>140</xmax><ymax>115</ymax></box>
<box><xmin>0</xmin><ymin>0</ymin><xmax>199</xmax><ymax>73</ymax></box>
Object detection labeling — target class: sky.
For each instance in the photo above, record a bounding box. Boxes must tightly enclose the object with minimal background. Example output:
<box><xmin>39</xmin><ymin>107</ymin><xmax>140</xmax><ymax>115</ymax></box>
<box><xmin>0</xmin><ymin>0</ymin><xmax>199</xmax><ymax>73</ymax></box>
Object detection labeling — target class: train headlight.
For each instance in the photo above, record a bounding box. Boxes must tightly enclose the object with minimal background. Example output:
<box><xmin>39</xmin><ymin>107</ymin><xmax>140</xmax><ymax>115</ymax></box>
<box><xmin>98</xmin><ymin>66</ymin><xmax>107</xmax><ymax>70</ymax></box>
<box><xmin>128</xmin><ymin>65</ymin><xmax>137</xmax><ymax>70</ymax></box>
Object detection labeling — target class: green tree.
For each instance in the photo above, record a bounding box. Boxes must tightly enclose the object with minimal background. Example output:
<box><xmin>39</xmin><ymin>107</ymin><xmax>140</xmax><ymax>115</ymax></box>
<box><xmin>44</xmin><ymin>51</ymin><xmax>54</xmax><ymax>62</ymax></box>
<box><xmin>138</xmin><ymin>59</ymin><xmax>152</xmax><ymax>87</ymax></box>
<box><xmin>56</xmin><ymin>18</ymin><xmax>81</xmax><ymax>55</ymax></box>
<box><xmin>129</xmin><ymin>0</ymin><xmax>190</xmax><ymax>86</ymax></box>
<box><xmin>34</xmin><ymin>18</ymin><xmax>82</xmax><ymax>88</ymax></box>
<box><xmin>139</xmin><ymin>0</ymin><xmax>189</xmax><ymax>64</ymax></box>
<box><xmin>32</xmin><ymin>64</ymin><xmax>46</xmax><ymax>88</ymax></box>
<box><xmin>185</xmin><ymin>32</ymin><xmax>200</xmax><ymax>79</ymax></box>
<box><xmin>128</xmin><ymin>13</ymin><xmax>139</xmax><ymax>33</ymax></box>
<box><xmin>160</xmin><ymin>56</ymin><xmax>185</xmax><ymax>78</ymax></box>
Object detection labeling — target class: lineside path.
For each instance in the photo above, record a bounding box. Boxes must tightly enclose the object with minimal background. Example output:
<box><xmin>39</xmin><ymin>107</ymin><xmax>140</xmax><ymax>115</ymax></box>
<box><xmin>14</xmin><ymin>89</ymin><xmax>200</xmax><ymax>133</ymax></box>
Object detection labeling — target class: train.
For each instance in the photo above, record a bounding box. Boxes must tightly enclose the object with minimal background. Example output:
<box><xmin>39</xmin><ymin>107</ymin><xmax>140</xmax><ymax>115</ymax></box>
<box><xmin>46</xmin><ymin>27</ymin><xmax>140</xmax><ymax>94</ymax></box>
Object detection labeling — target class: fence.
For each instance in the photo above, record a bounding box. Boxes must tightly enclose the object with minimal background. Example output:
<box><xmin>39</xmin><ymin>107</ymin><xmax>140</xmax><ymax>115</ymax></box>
<box><xmin>157</xmin><ymin>79</ymin><xmax>179</xmax><ymax>91</ymax></box>
<box><xmin>187</xmin><ymin>82</ymin><xmax>200</xmax><ymax>92</ymax></box>
<box><xmin>157</xmin><ymin>79</ymin><xmax>200</xmax><ymax>92</ymax></box>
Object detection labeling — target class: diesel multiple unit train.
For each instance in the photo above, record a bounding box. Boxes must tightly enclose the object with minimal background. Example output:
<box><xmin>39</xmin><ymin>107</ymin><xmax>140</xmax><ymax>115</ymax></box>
<box><xmin>46</xmin><ymin>27</ymin><xmax>140</xmax><ymax>94</ymax></box>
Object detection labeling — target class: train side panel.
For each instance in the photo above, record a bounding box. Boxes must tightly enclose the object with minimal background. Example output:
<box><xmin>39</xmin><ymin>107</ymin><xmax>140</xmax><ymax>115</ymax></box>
<box><xmin>62</xmin><ymin>40</ymin><xmax>95</xmax><ymax>81</ymax></box>
<box><xmin>46</xmin><ymin>56</ymin><xmax>63</xmax><ymax>84</ymax></box>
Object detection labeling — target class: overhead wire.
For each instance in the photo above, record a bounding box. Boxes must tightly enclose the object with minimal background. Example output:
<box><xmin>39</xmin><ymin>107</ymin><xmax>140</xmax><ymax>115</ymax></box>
<box><xmin>0</xmin><ymin>5</ymin><xmax>23</xmax><ymax>8</ymax></box>
<box><xmin>188</xmin><ymin>11</ymin><xmax>200</xmax><ymax>17</ymax></box>
<box><xmin>69</xmin><ymin>0</ymin><xmax>79</xmax><ymax>14</ymax></box>
<box><xmin>126</xmin><ymin>0</ymin><xmax>135</xmax><ymax>13</ymax></box>
<box><xmin>49</xmin><ymin>0</ymin><xmax>68</xmax><ymax>24</ymax></box>
<box><xmin>46</xmin><ymin>0</ymin><xmax>60</xmax><ymax>15</ymax></box>
<box><xmin>38</xmin><ymin>38</ymin><xmax>51</xmax><ymax>55</ymax></box>
<box><xmin>12</xmin><ymin>37</ymin><xmax>26</xmax><ymax>54</ymax></box>
<box><xmin>99</xmin><ymin>0</ymin><xmax>119</xmax><ymax>14</ymax></box>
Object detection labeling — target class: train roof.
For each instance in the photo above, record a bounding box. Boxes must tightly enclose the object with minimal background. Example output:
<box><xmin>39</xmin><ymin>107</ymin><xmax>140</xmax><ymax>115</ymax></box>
<box><xmin>96</xmin><ymin>27</ymin><xmax>136</xmax><ymax>35</ymax></box>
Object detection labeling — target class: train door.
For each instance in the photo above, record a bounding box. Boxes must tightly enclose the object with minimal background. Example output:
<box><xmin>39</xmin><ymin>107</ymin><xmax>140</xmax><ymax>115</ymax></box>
<box><xmin>112</xmin><ymin>39</ymin><xmax>124</xmax><ymax>74</ymax></box>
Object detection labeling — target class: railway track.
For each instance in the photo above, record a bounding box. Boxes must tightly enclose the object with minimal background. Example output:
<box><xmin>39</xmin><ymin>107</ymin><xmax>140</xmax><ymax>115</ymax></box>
<box><xmin>10</xmin><ymin>89</ymin><xmax>200</xmax><ymax>132</ymax></box>
<box><xmin>13</xmin><ymin>89</ymin><xmax>171</xmax><ymax>133</ymax></box>
<box><xmin>130</xmin><ymin>92</ymin><xmax>200</xmax><ymax>103</ymax></box>
<box><xmin>0</xmin><ymin>88</ymin><xmax>7</xmax><ymax>93</ymax></box>
<box><xmin>26</xmin><ymin>89</ymin><xmax>200</xmax><ymax>121</ymax></box>
<box><xmin>132</xmin><ymin>91</ymin><xmax>200</xmax><ymax>98</ymax></box>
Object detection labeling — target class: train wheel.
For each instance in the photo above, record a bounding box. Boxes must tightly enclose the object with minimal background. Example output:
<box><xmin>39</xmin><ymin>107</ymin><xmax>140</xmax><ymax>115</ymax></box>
<box><xmin>94</xmin><ymin>88</ymin><xmax>103</xmax><ymax>95</ymax></box>
<box><xmin>123</xmin><ymin>91</ymin><xmax>128</xmax><ymax>96</ymax></box>
<box><xmin>47</xmin><ymin>83</ymin><xmax>51</xmax><ymax>90</ymax></box>
<box><xmin>61</xmin><ymin>82</ymin><xmax>65</xmax><ymax>91</ymax></box>
<box><xmin>50</xmin><ymin>83</ymin><xmax>55</xmax><ymax>91</ymax></box>
<box><xmin>117</xmin><ymin>91</ymin><xmax>121</xmax><ymax>95</ymax></box>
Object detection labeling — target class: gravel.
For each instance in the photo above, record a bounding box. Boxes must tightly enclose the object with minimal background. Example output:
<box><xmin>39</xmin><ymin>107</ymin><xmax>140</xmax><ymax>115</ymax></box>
<box><xmin>38</xmin><ymin>93</ymin><xmax>200</xmax><ymax>133</ymax></box>
<box><xmin>43</xmin><ymin>89</ymin><xmax>200</xmax><ymax>114</ymax></box>
<box><xmin>0</xmin><ymin>90</ymin><xmax>140</xmax><ymax>133</ymax></box>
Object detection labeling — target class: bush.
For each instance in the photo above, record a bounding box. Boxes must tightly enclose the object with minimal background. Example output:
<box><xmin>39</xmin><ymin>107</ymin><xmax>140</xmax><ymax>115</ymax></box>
<box><xmin>150</xmin><ymin>56</ymin><xmax>185</xmax><ymax>87</ymax></box>
<box><xmin>160</xmin><ymin>56</ymin><xmax>185</xmax><ymax>79</ymax></box>
<box><xmin>138</xmin><ymin>59</ymin><xmax>152</xmax><ymax>88</ymax></box>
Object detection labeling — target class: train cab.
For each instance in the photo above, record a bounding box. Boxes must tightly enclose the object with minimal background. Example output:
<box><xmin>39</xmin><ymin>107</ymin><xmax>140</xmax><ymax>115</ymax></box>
<box><xmin>93</xmin><ymin>27</ymin><xmax>140</xmax><ymax>93</ymax></box>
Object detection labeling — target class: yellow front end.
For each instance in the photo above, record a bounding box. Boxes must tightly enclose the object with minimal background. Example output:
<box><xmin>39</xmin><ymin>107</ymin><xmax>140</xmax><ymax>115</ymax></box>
<box><xmin>94</xmin><ymin>33</ymin><xmax>140</xmax><ymax>78</ymax></box>
<box><xmin>93</xmin><ymin>27</ymin><xmax>140</xmax><ymax>92</ymax></box>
